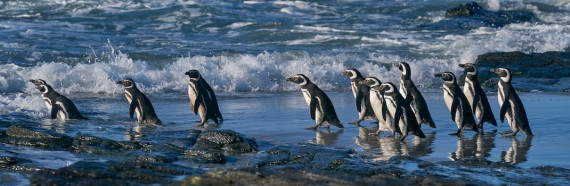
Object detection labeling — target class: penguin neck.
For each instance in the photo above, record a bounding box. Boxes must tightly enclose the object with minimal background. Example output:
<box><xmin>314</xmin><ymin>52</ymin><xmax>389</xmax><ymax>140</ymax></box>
<box><xmin>401</xmin><ymin>73</ymin><xmax>410</xmax><ymax>80</ymax></box>
<box><xmin>500</xmin><ymin>75</ymin><xmax>511</xmax><ymax>83</ymax></box>
<box><xmin>350</xmin><ymin>76</ymin><xmax>364</xmax><ymax>82</ymax></box>
<box><xmin>466</xmin><ymin>71</ymin><xmax>477</xmax><ymax>79</ymax></box>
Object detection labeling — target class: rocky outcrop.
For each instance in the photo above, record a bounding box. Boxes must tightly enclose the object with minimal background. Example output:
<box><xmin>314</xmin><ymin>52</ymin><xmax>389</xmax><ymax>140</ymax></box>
<box><xmin>1</xmin><ymin>125</ymin><xmax>73</xmax><ymax>150</ymax></box>
<box><xmin>423</xmin><ymin>2</ymin><xmax>535</xmax><ymax>30</ymax></box>
<box><xmin>194</xmin><ymin>129</ymin><xmax>258</xmax><ymax>153</ymax></box>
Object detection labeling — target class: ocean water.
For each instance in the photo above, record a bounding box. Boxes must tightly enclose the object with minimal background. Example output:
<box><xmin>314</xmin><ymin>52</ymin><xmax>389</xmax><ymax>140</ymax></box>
<box><xmin>1</xmin><ymin>0</ymin><xmax>570</xmax><ymax>183</ymax></box>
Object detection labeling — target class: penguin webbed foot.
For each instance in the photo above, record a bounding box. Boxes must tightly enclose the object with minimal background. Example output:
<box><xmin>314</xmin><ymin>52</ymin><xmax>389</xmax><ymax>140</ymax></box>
<box><xmin>305</xmin><ymin>126</ymin><xmax>318</xmax><ymax>130</ymax></box>
<box><xmin>348</xmin><ymin>120</ymin><xmax>361</xmax><ymax>126</ymax></box>
<box><xmin>500</xmin><ymin>130</ymin><xmax>513</xmax><ymax>135</ymax></box>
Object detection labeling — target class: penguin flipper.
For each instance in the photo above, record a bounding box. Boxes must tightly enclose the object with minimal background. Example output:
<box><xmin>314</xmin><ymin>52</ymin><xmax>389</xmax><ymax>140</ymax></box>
<box><xmin>309</xmin><ymin>98</ymin><xmax>317</xmax><ymax>120</ymax></box>
<box><xmin>381</xmin><ymin>99</ymin><xmax>388</xmax><ymax>121</ymax></box>
<box><xmin>355</xmin><ymin>91</ymin><xmax>364</xmax><ymax>112</ymax></box>
<box><xmin>499</xmin><ymin>101</ymin><xmax>511</xmax><ymax>123</ymax></box>
<box><xmin>450</xmin><ymin>97</ymin><xmax>459</xmax><ymax>122</ymax></box>
<box><xmin>129</xmin><ymin>100</ymin><xmax>137</xmax><ymax>119</ymax></box>
<box><xmin>393</xmin><ymin>107</ymin><xmax>403</xmax><ymax>133</ymax></box>
<box><xmin>194</xmin><ymin>97</ymin><xmax>203</xmax><ymax>115</ymax></box>
<box><xmin>50</xmin><ymin>104</ymin><xmax>59</xmax><ymax>119</ymax></box>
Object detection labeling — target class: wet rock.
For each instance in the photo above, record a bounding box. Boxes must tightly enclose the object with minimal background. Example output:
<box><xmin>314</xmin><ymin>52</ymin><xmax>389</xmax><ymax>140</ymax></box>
<box><xmin>424</xmin><ymin>2</ymin><xmax>535</xmax><ymax>31</ymax></box>
<box><xmin>2</xmin><ymin>125</ymin><xmax>73</xmax><ymax>150</ymax></box>
<box><xmin>130</xmin><ymin>152</ymin><xmax>175</xmax><ymax>163</ymax></box>
<box><xmin>194</xmin><ymin>129</ymin><xmax>258</xmax><ymax>153</ymax></box>
<box><xmin>182</xmin><ymin>169</ymin><xmax>405</xmax><ymax>186</ymax></box>
<box><xmin>71</xmin><ymin>133</ymin><xmax>153</xmax><ymax>155</ymax></box>
<box><xmin>0</xmin><ymin>156</ymin><xmax>18</xmax><ymax>166</ymax></box>
<box><xmin>475</xmin><ymin>51</ymin><xmax>570</xmax><ymax>80</ymax></box>
<box><xmin>29</xmin><ymin>160</ymin><xmax>203</xmax><ymax>185</ymax></box>
<box><xmin>532</xmin><ymin>166</ymin><xmax>570</xmax><ymax>179</ymax></box>
<box><xmin>184</xmin><ymin>149</ymin><xmax>225</xmax><ymax>164</ymax></box>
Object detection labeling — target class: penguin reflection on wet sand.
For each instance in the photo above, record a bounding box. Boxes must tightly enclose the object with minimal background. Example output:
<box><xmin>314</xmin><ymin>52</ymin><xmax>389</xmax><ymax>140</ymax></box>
<box><xmin>286</xmin><ymin>74</ymin><xmax>344</xmax><ymax>129</ymax></box>
<box><xmin>459</xmin><ymin>63</ymin><xmax>497</xmax><ymax>129</ymax></box>
<box><xmin>490</xmin><ymin>68</ymin><xmax>533</xmax><ymax>136</ymax></box>
<box><xmin>117</xmin><ymin>78</ymin><xmax>162</xmax><ymax>125</ymax></box>
<box><xmin>29</xmin><ymin>79</ymin><xmax>88</xmax><ymax>120</ymax></box>
<box><xmin>185</xmin><ymin>69</ymin><xmax>223</xmax><ymax>126</ymax></box>
<box><xmin>435</xmin><ymin>72</ymin><xmax>478</xmax><ymax>135</ymax></box>
<box><xmin>341</xmin><ymin>69</ymin><xmax>377</xmax><ymax>125</ymax></box>
<box><xmin>374</xmin><ymin>82</ymin><xmax>426</xmax><ymax>140</ymax></box>
<box><xmin>394</xmin><ymin>62</ymin><xmax>436</xmax><ymax>128</ymax></box>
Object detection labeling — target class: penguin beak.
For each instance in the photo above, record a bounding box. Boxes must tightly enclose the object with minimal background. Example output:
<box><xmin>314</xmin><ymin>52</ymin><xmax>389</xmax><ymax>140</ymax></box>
<box><xmin>116</xmin><ymin>81</ymin><xmax>123</xmax><ymax>85</ymax></box>
<box><xmin>340</xmin><ymin>71</ymin><xmax>349</xmax><ymax>77</ymax></box>
<box><xmin>458</xmin><ymin>64</ymin><xmax>466</xmax><ymax>68</ymax></box>
<box><xmin>393</xmin><ymin>63</ymin><xmax>399</xmax><ymax>67</ymax></box>
<box><xmin>358</xmin><ymin>80</ymin><xmax>367</xmax><ymax>85</ymax></box>
<box><xmin>285</xmin><ymin>77</ymin><xmax>294</xmax><ymax>82</ymax></box>
<box><xmin>29</xmin><ymin>79</ymin><xmax>35</xmax><ymax>83</ymax></box>
<box><xmin>434</xmin><ymin>73</ymin><xmax>443</xmax><ymax>78</ymax></box>
<box><xmin>184</xmin><ymin>71</ymin><xmax>190</xmax><ymax>76</ymax></box>
<box><xmin>490</xmin><ymin>68</ymin><xmax>498</xmax><ymax>73</ymax></box>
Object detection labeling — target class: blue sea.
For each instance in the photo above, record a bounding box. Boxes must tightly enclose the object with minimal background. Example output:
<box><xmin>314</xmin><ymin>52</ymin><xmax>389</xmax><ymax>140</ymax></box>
<box><xmin>1</xmin><ymin>0</ymin><xmax>570</xmax><ymax>184</ymax></box>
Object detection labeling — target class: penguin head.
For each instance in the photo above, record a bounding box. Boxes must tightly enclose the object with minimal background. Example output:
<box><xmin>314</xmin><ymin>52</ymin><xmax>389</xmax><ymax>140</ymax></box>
<box><xmin>29</xmin><ymin>79</ymin><xmax>51</xmax><ymax>94</ymax></box>
<box><xmin>434</xmin><ymin>72</ymin><xmax>456</xmax><ymax>83</ymax></box>
<box><xmin>377</xmin><ymin>82</ymin><xmax>397</xmax><ymax>93</ymax></box>
<box><xmin>394</xmin><ymin>62</ymin><xmax>411</xmax><ymax>78</ymax></box>
<box><xmin>459</xmin><ymin>63</ymin><xmax>478</xmax><ymax>75</ymax></box>
<box><xmin>116</xmin><ymin>78</ymin><xmax>137</xmax><ymax>89</ymax></box>
<box><xmin>490</xmin><ymin>68</ymin><xmax>511</xmax><ymax>82</ymax></box>
<box><xmin>185</xmin><ymin>69</ymin><xmax>202</xmax><ymax>81</ymax></box>
<box><xmin>359</xmin><ymin>77</ymin><xmax>382</xmax><ymax>87</ymax></box>
<box><xmin>286</xmin><ymin>74</ymin><xmax>311</xmax><ymax>86</ymax></box>
<box><xmin>341</xmin><ymin>69</ymin><xmax>362</xmax><ymax>79</ymax></box>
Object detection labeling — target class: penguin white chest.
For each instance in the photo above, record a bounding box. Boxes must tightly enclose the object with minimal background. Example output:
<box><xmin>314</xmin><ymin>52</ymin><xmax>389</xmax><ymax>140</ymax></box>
<box><xmin>41</xmin><ymin>95</ymin><xmax>52</xmax><ymax>112</ymax></box>
<box><xmin>124</xmin><ymin>91</ymin><xmax>141</xmax><ymax>121</ymax></box>
<box><xmin>369</xmin><ymin>91</ymin><xmax>384</xmax><ymax>121</ymax></box>
<box><xmin>443</xmin><ymin>87</ymin><xmax>462</xmax><ymax>125</ymax></box>
<box><xmin>301</xmin><ymin>89</ymin><xmax>312</xmax><ymax>106</ymax></box>
<box><xmin>463</xmin><ymin>80</ymin><xmax>475</xmax><ymax>106</ymax></box>
<box><xmin>187</xmin><ymin>83</ymin><xmax>198</xmax><ymax>107</ymax></box>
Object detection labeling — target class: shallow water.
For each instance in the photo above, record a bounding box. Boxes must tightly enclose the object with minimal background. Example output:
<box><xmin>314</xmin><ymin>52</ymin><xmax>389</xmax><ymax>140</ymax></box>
<box><xmin>2</xmin><ymin>90</ymin><xmax>568</xmax><ymax>170</ymax></box>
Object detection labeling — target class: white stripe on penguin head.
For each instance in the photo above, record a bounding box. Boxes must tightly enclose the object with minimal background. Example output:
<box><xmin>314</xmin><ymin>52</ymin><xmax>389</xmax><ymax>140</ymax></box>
<box><xmin>298</xmin><ymin>75</ymin><xmax>308</xmax><ymax>86</ymax></box>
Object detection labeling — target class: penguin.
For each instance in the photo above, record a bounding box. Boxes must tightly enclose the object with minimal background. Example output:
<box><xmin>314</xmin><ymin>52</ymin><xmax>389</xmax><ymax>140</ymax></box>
<box><xmin>116</xmin><ymin>78</ymin><xmax>162</xmax><ymax>124</ymax></box>
<box><xmin>459</xmin><ymin>63</ymin><xmax>497</xmax><ymax>129</ymax></box>
<box><xmin>394</xmin><ymin>62</ymin><xmax>436</xmax><ymax>128</ymax></box>
<box><xmin>359</xmin><ymin>77</ymin><xmax>391</xmax><ymax>136</ymax></box>
<box><xmin>490</xmin><ymin>68</ymin><xmax>532</xmax><ymax>136</ymax></box>
<box><xmin>341</xmin><ymin>69</ymin><xmax>377</xmax><ymax>125</ymax></box>
<box><xmin>375</xmin><ymin>82</ymin><xmax>426</xmax><ymax>140</ymax></box>
<box><xmin>185</xmin><ymin>69</ymin><xmax>223</xmax><ymax>126</ymax></box>
<box><xmin>286</xmin><ymin>74</ymin><xmax>344</xmax><ymax>129</ymax></box>
<box><xmin>29</xmin><ymin>79</ymin><xmax>88</xmax><ymax>120</ymax></box>
<box><xmin>434</xmin><ymin>72</ymin><xmax>478</xmax><ymax>135</ymax></box>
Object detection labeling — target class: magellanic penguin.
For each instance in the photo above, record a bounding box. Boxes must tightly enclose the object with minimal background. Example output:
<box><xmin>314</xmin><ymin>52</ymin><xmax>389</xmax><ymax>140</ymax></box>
<box><xmin>117</xmin><ymin>78</ymin><xmax>162</xmax><ymax>125</ymax></box>
<box><xmin>341</xmin><ymin>69</ymin><xmax>377</xmax><ymax>125</ymax></box>
<box><xmin>375</xmin><ymin>82</ymin><xmax>426</xmax><ymax>141</ymax></box>
<box><xmin>490</xmin><ymin>68</ymin><xmax>532</xmax><ymax>136</ymax></box>
<box><xmin>459</xmin><ymin>63</ymin><xmax>497</xmax><ymax>129</ymax></box>
<box><xmin>359</xmin><ymin>77</ymin><xmax>391</xmax><ymax>136</ymax></box>
<box><xmin>394</xmin><ymin>62</ymin><xmax>436</xmax><ymax>128</ymax></box>
<box><xmin>286</xmin><ymin>74</ymin><xmax>344</xmax><ymax>129</ymax></box>
<box><xmin>435</xmin><ymin>72</ymin><xmax>478</xmax><ymax>135</ymax></box>
<box><xmin>185</xmin><ymin>70</ymin><xmax>223</xmax><ymax>126</ymax></box>
<box><xmin>29</xmin><ymin>79</ymin><xmax>88</xmax><ymax>120</ymax></box>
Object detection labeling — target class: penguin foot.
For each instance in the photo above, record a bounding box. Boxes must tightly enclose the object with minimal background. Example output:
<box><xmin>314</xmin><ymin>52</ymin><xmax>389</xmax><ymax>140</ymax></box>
<box><xmin>347</xmin><ymin>121</ymin><xmax>361</xmax><ymax>126</ymax></box>
<box><xmin>500</xmin><ymin>130</ymin><xmax>513</xmax><ymax>135</ymax></box>
<box><xmin>305</xmin><ymin>126</ymin><xmax>318</xmax><ymax>130</ymax></box>
<box><xmin>448</xmin><ymin>132</ymin><xmax>460</xmax><ymax>136</ymax></box>
<box><xmin>195</xmin><ymin>123</ymin><xmax>205</xmax><ymax>127</ymax></box>
<box><xmin>367</xmin><ymin>133</ymin><xmax>377</xmax><ymax>136</ymax></box>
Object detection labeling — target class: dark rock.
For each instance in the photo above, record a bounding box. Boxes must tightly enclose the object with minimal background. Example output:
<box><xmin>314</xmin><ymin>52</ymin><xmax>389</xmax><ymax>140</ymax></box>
<box><xmin>182</xmin><ymin>169</ymin><xmax>406</xmax><ymax>186</ymax></box>
<box><xmin>194</xmin><ymin>129</ymin><xmax>258</xmax><ymax>153</ymax></box>
<box><xmin>71</xmin><ymin>133</ymin><xmax>153</xmax><ymax>155</ymax></box>
<box><xmin>2</xmin><ymin>125</ymin><xmax>73</xmax><ymax>150</ymax></box>
<box><xmin>130</xmin><ymin>152</ymin><xmax>175</xmax><ymax>163</ymax></box>
<box><xmin>424</xmin><ymin>2</ymin><xmax>535</xmax><ymax>31</ymax></box>
<box><xmin>475</xmin><ymin>51</ymin><xmax>570</xmax><ymax>80</ymax></box>
<box><xmin>184</xmin><ymin>149</ymin><xmax>225</xmax><ymax>164</ymax></box>
<box><xmin>0</xmin><ymin>156</ymin><xmax>18</xmax><ymax>166</ymax></box>
<box><xmin>29</xmin><ymin>161</ymin><xmax>203</xmax><ymax>185</ymax></box>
